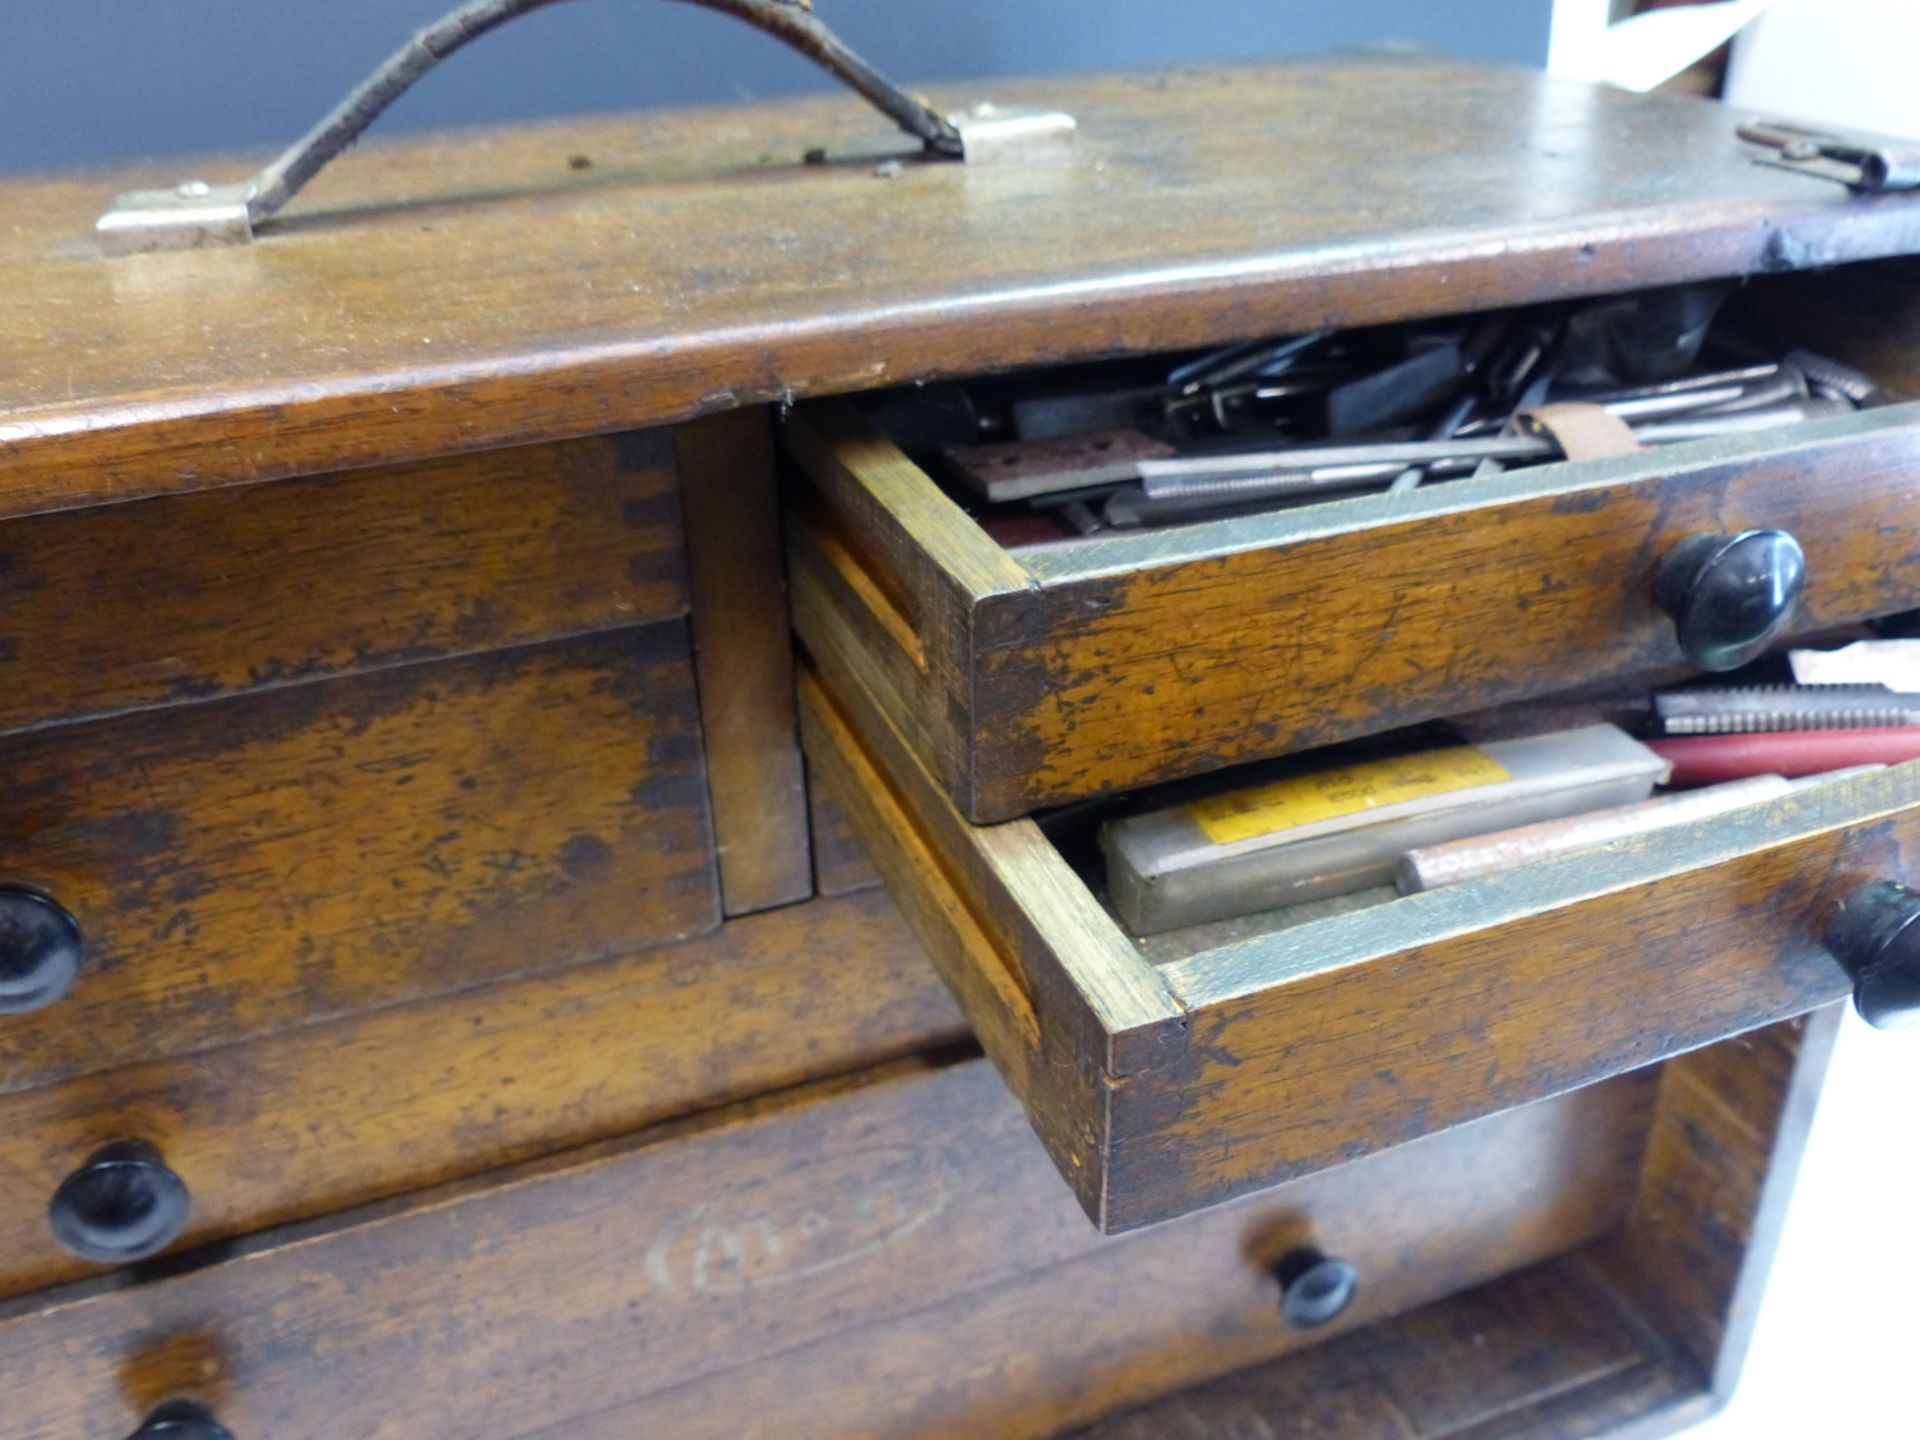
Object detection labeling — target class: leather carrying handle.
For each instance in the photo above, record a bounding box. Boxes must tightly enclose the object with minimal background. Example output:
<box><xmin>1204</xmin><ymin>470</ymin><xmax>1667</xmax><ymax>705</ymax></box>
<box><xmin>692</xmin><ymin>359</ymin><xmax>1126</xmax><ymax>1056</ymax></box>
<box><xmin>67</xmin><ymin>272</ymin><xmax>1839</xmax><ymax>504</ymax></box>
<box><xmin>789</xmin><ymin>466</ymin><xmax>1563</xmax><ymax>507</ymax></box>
<box><xmin>98</xmin><ymin>0</ymin><xmax>967</xmax><ymax>253</ymax></box>
<box><xmin>257</xmin><ymin>0</ymin><xmax>962</xmax><ymax>223</ymax></box>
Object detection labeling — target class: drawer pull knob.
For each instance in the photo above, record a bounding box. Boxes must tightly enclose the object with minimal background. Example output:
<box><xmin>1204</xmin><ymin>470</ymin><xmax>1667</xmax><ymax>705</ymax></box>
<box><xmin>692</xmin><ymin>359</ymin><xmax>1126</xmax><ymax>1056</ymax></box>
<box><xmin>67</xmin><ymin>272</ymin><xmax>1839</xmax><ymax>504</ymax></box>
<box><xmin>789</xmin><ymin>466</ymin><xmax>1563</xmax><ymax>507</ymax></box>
<box><xmin>0</xmin><ymin>884</ymin><xmax>83</xmax><ymax>1015</ymax></box>
<box><xmin>1655</xmin><ymin>529</ymin><xmax>1805</xmax><ymax>672</ymax></box>
<box><xmin>49</xmin><ymin>1139</ymin><xmax>190</xmax><ymax>1264</ymax></box>
<box><xmin>126</xmin><ymin>1401</ymin><xmax>234</xmax><ymax>1440</ymax></box>
<box><xmin>1826</xmin><ymin>881</ymin><xmax>1920</xmax><ymax>1030</ymax></box>
<box><xmin>1275</xmin><ymin>1246</ymin><xmax>1359</xmax><ymax>1329</ymax></box>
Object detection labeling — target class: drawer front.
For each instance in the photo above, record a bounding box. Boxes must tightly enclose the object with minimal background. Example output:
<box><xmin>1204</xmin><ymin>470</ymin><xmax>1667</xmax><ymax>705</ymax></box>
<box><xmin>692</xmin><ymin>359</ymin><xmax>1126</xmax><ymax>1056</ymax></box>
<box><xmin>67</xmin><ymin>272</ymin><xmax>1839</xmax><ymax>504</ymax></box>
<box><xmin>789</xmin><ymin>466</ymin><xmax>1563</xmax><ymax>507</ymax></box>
<box><xmin>0</xmin><ymin>431</ymin><xmax>686</xmax><ymax>736</ymax></box>
<box><xmin>786</xmin><ymin>401</ymin><xmax>1920</xmax><ymax>821</ymax></box>
<box><xmin>0</xmin><ymin>889</ymin><xmax>962</xmax><ymax>1299</ymax></box>
<box><xmin>1</xmin><ymin>1054</ymin><xmax>1654</xmax><ymax>1440</ymax></box>
<box><xmin>0</xmin><ymin>624</ymin><xmax>718</xmax><ymax>1096</ymax></box>
<box><xmin>799</xmin><ymin>651</ymin><xmax>1919</xmax><ymax>1230</ymax></box>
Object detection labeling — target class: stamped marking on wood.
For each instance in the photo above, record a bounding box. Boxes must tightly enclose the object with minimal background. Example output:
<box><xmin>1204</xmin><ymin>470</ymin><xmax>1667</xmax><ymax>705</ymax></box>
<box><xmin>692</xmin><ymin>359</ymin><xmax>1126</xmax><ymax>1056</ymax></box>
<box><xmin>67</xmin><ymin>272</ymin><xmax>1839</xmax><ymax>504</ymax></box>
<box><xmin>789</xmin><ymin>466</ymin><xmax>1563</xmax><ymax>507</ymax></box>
<box><xmin>643</xmin><ymin>1145</ymin><xmax>953</xmax><ymax>1295</ymax></box>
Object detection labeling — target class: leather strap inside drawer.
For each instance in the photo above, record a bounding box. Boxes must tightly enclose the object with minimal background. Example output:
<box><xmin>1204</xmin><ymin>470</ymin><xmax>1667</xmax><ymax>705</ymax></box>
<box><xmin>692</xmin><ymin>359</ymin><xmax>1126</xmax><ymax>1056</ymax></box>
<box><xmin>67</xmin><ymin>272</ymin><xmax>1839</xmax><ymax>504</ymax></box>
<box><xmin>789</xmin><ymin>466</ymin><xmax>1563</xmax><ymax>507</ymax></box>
<box><xmin>1521</xmin><ymin>402</ymin><xmax>1643</xmax><ymax>460</ymax></box>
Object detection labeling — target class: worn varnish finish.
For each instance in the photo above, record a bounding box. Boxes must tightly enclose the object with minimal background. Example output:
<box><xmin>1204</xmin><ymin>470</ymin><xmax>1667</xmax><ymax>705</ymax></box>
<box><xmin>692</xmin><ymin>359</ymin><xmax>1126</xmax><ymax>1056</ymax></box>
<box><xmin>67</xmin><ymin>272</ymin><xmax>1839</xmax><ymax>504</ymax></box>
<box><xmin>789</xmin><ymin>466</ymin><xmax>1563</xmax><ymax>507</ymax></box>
<box><xmin>1063</xmin><ymin>1258</ymin><xmax>1699</xmax><ymax>1440</ymax></box>
<box><xmin>8</xmin><ymin>62</ymin><xmax>1920</xmax><ymax>517</ymax></box>
<box><xmin>677</xmin><ymin>408</ymin><xmax>812</xmax><ymax>915</ymax></box>
<box><xmin>1594</xmin><ymin>1008</ymin><xmax>1845</xmax><ymax>1402</ymax></box>
<box><xmin>786</xmin><ymin>403</ymin><xmax>1032</xmax><ymax>813</ymax></box>
<box><xmin>0</xmin><ymin>889</ymin><xmax>961</xmax><ymax>1299</ymax></box>
<box><xmin>0</xmin><ymin>625</ymin><xmax>718</xmax><ymax>1096</ymax></box>
<box><xmin>799</xmin><ymin>663</ymin><xmax>1170</xmax><ymax>1221</ymax></box>
<box><xmin>788</xmin><ymin>397</ymin><xmax>1920</xmax><ymax>820</ymax></box>
<box><xmin>1067</xmin><ymin>1012</ymin><xmax>1840</xmax><ymax>1440</ymax></box>
<box><xmin>0</xmin><ymin>54</ymin><xmax>1888</xmax><ymax>1439</ymax></box>
<box><xmin>807</xmin><ymin>781</ymin><xmax>881</xmax><ymax>898</ymax></box>
<box><xmin>800</xmin><ymin>643</ymin><xmax>1913</xmax><ymax>1229</ymax></box>
<box><xmin>0</xmin><ymin>1054</ymin><xmax>1653</xmax><ymax>1440</ymax></box>
<box><xmin>0</xmin><ymin>431</ymin><xmax>686</xmax><ymax>735</ymax></box>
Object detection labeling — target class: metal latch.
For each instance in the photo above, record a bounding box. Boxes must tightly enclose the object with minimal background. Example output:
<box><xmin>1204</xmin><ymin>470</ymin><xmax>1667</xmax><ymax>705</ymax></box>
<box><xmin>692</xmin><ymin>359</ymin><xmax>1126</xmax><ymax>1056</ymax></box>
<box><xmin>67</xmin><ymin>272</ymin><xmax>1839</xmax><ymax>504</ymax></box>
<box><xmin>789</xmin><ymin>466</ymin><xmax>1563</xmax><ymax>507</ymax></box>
<box><xmin>95</xmin><ymin>0</ymin><xmax>1074</xmax><ymax>256</ymax></box>
<box><xmin>1737</xmin><ymin>120</ymin><xmax>1920</xmax><ymax>193</ymax></box>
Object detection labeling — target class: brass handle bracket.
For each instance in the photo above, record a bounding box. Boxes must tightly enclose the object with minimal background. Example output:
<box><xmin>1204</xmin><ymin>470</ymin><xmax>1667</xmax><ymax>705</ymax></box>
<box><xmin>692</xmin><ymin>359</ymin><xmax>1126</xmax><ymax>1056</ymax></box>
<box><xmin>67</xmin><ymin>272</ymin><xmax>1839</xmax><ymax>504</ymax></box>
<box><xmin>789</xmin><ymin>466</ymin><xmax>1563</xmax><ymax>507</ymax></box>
<box><xmin>96</xmin><ymin>0</ymin><xmax>1073</xmax><ymax>255</ymax></box>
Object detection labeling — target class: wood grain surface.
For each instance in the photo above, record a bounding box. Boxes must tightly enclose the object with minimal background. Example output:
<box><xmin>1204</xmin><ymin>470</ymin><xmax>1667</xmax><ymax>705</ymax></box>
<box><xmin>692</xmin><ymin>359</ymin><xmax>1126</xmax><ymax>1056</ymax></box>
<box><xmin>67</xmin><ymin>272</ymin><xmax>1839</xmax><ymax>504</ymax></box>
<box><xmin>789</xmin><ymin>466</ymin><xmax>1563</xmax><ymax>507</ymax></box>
<box><xmin>677</xmin><ymin>408</ymin><xmax>811</xmax><ymax>915</ymax></box>
<box><xmin>0</xmin><ymin>431</ymin><xmax>686</xmax><ymax>736</ymax></box>
<box><xmin>789</xmin><ymin>398</ymin><xmax>1920</xmax><ymax>821</ymax></box>
<box><xmin>1062</xmin><ymin>1257</ymin><xmax>1700</xmax><ymax>1440</ymax></box>
<box><xmin>807</xmin><ymin>780</ymin><xmax>880</xmax><ymax>897</ymax></box>
<box><xmin>1066</xmin><ymin>1013</ymin><xmax>1839</xmax><ymax>1440</ymax></box>
<box><xmin>1595</xmin><ymin>1007</ymin><xmax>1844</xmax><ymax>1402</ymax></box>
<box><xmin>801</xmin><ymin>632</ymin><xmax>1917</xmax><ymax>1229</ymax></box>
<box><xmin>0</xmin><ymin>625</ymin><xmax>718</xmax><ymax>1097</ymax></box>
<box><xmin>8</xmin><ymin>62</ymin><xmax>1920</xmax><ymax>517</ymax></box>
<box><xmin>798</xmin><ymin>660</ymin><xmax>1180</xmax><ymax>1225</ymax></box>
<box><xmin>1128</xmin><ymin>796</ymin><xmax>1886</xmax><ymax>1228</ymax></box>
<box><xmin>0</xmin><ymin>1054</ymin><xmax>1653</xmax><ymax>1440</ymax></box>
<box><xmin>785</xmin><ymin>401</ymin><xmax>1028</xmax><ymax>810</ymax></box>
<box><xmin>0</xmin><ymin>889</ymin><xmax>961</xmax><ymax>1300</ymax></box>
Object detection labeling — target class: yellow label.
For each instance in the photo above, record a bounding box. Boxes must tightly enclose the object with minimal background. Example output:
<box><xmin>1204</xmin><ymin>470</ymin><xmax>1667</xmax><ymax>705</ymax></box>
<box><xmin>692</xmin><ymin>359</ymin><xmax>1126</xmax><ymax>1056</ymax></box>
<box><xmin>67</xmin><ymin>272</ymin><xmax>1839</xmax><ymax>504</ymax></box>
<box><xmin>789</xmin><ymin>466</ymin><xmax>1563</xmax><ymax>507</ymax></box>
<box><xmin>1186</xmin><ymin>745</ymin><xmax>1512</xmax><ymax>845</ymax></box>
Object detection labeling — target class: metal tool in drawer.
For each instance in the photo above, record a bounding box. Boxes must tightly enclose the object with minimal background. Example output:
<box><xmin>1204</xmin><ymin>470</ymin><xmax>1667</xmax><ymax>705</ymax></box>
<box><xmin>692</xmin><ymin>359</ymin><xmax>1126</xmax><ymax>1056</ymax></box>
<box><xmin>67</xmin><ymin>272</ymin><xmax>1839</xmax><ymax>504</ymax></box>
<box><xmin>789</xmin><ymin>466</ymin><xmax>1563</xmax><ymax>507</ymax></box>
<box><xmin>910</xmin><ymin>285</ymin><xmax>1888</xmax><ymax>542</ymax></box>
<box><xmin>1656</xmin><ymin>684</ymin><xmax>1920</xmax><ymax>734</ymax></box>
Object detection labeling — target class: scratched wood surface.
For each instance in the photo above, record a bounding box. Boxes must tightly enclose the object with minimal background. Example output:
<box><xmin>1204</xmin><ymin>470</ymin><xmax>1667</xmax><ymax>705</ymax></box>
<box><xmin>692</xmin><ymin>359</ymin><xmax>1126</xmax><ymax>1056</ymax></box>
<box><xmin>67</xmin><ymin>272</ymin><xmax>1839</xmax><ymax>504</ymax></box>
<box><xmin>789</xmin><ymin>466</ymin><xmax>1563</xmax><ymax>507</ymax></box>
<box><xmin>0</xmin><ymin>625</ymin><xmax>718</xmax><ymax>1098</ymax></box>
<box><xmin>0</xmin><ymin>431</ymin><xmax>686</xmax><ymax>736</ymax></box>
<box><xmin>807</xmin><ymin>780</ymin><xmax>880</xmax><ymax>897</ymax></box>
<box><xmin>800</xmin><ymin>632</ymin><xmax>1915</xmax><ymax>1229</ymax></box>
<box><xmin>784</xmin><ymin>403</ymin><xmax>1030</xmax><ymax>815</ymax></box>
<box><xmin>676</xmin><ymin>408</ymin><xmax>812</xmax><ymax>915</ymax></box>
<box><xmin>798</xmin><ymin>660</ymin><xmax>1181</xmax><ymax>1225</ymax></box>
<box><xmin>787</xmin><ymin>394</ymin><xmax>1920</xmax><ymax>821</ymax></box>
<box><xmin>1060</xmin><ymin>1257</ymin><xmax>1701</xmax><ymax>1440</ymax></box>
<box><xmin>1062</xmin><ymin>1013</ymin><xmax>1837</xmax><ymax>1440</ymax></box>
<box><xmin>0</xmin><ymin>889</ymin><xmax>962</xmax><ymax>1301</ymax></box>
<box><xmin>0</xmin><ymin>1054</ymin><xmax>1654</xmax><ymax>1440</ymax></box>
<box><xmin>8</xmin><ymin>61</ymin><xmax>1920</xmax><ymax>518</ymax></box>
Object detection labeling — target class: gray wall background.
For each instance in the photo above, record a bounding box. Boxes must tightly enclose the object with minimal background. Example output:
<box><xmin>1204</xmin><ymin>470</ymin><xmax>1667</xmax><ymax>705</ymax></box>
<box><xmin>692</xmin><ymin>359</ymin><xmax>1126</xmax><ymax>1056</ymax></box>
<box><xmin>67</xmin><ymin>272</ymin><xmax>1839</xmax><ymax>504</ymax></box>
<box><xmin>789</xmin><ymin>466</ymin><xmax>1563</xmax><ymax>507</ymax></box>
<box><xmin>0</xmin><ymin>1</ymin><xmax>1549</xmax><ymax>176</ymax></box>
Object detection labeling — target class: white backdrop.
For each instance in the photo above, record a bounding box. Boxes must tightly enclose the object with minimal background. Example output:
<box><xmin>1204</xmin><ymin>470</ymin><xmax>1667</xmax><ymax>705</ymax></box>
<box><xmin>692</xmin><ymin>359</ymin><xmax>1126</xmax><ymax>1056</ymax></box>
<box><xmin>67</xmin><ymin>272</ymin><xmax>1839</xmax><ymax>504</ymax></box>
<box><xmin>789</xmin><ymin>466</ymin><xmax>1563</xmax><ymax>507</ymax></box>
<box><xmin>1727</xmin><ymin>0</ymin><xmax>1920</xmax><ymax>135</ymax></box>
<box><xmin>1691</xmin><ymin>1013</ymin><xmax>1920</xmax><ymax>1437</ymax></box>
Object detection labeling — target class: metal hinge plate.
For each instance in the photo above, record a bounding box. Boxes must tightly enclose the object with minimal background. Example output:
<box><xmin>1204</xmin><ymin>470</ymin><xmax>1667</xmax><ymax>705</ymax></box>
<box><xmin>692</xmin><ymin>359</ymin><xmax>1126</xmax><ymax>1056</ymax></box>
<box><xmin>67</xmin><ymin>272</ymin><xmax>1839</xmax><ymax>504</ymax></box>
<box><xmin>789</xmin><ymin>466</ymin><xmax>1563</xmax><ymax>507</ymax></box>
<box><xmin>96</xmin><ymin>180</ymin><xmax>256</xmax><ymax>257</ymax></box>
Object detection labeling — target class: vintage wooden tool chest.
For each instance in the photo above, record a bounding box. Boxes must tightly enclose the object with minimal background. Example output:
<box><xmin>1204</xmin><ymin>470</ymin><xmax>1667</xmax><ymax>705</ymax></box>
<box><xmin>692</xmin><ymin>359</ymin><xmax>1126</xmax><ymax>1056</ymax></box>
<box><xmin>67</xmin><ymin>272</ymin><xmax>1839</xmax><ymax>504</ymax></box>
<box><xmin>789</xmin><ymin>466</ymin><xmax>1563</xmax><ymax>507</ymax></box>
<box><xmin>3</xmin><ymin>42</ymin><xmax>1919</xmax><ymax>1440</ymax></box>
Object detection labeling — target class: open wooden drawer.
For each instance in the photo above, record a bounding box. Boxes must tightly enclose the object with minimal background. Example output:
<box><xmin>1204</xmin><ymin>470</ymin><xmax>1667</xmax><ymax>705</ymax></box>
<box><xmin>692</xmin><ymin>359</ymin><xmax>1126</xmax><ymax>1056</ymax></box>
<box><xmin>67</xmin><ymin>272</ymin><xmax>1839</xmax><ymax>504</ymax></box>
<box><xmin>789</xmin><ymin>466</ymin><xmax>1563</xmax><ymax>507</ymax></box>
<box><xmin>783</xmin><ymin>262</ymin><xmax>1920</xmax><ymax>823</ymax></box>
<box><xmin>796</xmin><ymin>641</ymin><xmax>1918</xmax><ymax>1232</ymax></box>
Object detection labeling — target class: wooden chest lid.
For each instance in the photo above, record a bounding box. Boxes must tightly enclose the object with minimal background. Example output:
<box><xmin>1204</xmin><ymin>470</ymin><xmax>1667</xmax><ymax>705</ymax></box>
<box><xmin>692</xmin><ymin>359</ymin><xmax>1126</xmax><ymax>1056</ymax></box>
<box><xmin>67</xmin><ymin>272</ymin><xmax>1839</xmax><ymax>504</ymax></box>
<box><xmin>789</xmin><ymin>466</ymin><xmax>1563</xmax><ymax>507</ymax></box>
<box><xmin>6</xmin><ymin>54</ymin><xmax>1920</xmax><ymax>518</ymax></box>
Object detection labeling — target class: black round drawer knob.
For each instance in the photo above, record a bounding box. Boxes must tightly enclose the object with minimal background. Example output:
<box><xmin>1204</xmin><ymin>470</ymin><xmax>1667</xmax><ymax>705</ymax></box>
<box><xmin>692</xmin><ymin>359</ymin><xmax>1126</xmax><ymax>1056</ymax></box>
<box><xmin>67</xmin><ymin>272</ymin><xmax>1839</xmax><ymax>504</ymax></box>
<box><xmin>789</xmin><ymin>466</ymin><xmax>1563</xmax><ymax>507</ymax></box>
<box><xmin>0</xmin><ymin>884</ymin><xmax>83</xmax><ymax>1015</ymax></box>
<box><xmin>49</xmin><ymin>1139</ymin><xmax>190</xmax><ymax>1264</ymax></box>
<box><xmin>1275</xmin><ymin>1246</ymin><xmax>1359</xmax><ymax>1329</ymax></box>
<box><xmin>1826</xmin><ymin>881</ymin><xmax>1920</xmax><ymax>1030</ymax></box>
<box><xmin>1654</xmin><ymin>529</ymin><xmax>1805</xmax><ymax>672</ymax></box>
<box><xmin>126</xmin><ymin>1401</ymin><xmax>234</xmax><ymax>1440</ymax></box>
